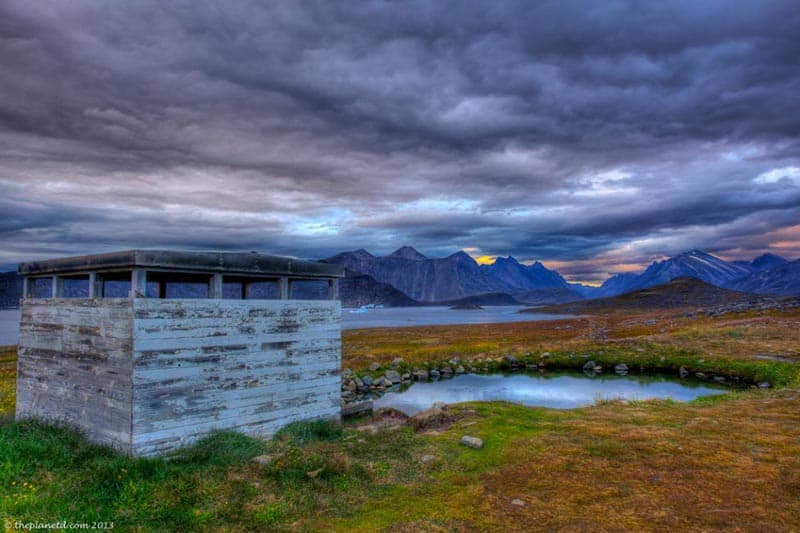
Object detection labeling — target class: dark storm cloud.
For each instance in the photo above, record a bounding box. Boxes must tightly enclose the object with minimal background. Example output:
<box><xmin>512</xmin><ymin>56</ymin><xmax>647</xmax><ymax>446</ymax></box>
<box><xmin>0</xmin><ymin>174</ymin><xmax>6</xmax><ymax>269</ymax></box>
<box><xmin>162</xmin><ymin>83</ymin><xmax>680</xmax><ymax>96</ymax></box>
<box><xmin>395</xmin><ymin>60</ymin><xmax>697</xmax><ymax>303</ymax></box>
<box><xmin>1</xmin><ymin>0</ymin><xmax>799</xmax><ymax>279</ymax></box>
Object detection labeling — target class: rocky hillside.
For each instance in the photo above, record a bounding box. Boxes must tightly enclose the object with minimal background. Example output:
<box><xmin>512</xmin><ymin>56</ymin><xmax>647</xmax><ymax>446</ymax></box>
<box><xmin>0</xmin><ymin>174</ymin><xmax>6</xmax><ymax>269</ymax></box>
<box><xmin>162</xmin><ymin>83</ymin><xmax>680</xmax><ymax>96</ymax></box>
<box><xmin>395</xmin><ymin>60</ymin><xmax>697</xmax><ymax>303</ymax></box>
<box><xmin>512</xmin><ymin>287</ymin><xmax>584</xmax><ymax>305</ymax></box>
<box><xmin>728</xmin><ymin>259</ymin><xmax>800</xmax><ymax>296</ymax></box>
<box><xmin>748</xmin><ymin>253</ymin><xmax>788</xmax><ymax>272</ymax></box>
<box><xmin>593</xmin><ymin>250</ymin><xmax>785</xmax><ymax>298</ymax></box>
<box><xmin>481</xmin><ymin>256</ymin><xmax>569</xmax><ymax>290</ymax></box>
<box><xmin>531</xmin><ymin>277</ymin><xmax>780</xmax><ymax>314</ymax></box>
<box><xmin>435</xmin><ymin>292</ymin><xmax>522</xmax><ymax>307</ymax></box>
<box><xmin>338</xmin><ymin>272</ymin><xmax>420</xmax><ymax>308</ymax></box>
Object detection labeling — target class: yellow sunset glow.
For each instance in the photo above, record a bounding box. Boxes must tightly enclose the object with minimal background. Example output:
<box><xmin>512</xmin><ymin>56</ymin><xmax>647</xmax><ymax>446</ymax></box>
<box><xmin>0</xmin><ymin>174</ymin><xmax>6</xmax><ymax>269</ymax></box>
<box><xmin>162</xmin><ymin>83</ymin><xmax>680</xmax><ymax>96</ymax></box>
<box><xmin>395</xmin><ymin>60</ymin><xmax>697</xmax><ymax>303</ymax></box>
<box><xmin>473</xmin><ymin>255</ymin><xmax>496</xmax><ymax>265</ymax></box>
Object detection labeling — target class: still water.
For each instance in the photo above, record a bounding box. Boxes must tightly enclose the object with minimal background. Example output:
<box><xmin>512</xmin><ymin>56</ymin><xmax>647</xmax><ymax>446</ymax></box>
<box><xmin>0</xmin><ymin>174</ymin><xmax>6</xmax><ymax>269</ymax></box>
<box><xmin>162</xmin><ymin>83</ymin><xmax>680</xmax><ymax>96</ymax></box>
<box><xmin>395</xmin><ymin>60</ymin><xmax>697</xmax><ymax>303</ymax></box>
<box><xmin>0</xmin><ymin>309</ymin><xmax>19</xmax><ymax>345</ymax></box>
<box><xmin>341</xmin><ymin>306</ymin><xmax>568</xmax><ymax>330</ymax></box>
<box><xmin>373</xmin><ymin>372</ymin><xmax>727</xmax><ymax>415</ymax></box>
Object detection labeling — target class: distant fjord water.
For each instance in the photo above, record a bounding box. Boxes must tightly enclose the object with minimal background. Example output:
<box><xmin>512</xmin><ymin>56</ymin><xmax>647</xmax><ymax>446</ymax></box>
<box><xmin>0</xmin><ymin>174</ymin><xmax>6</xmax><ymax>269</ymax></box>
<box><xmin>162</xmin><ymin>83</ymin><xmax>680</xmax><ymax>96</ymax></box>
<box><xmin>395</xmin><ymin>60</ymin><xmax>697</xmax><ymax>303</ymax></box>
<box><xmin>340</xmin><ymin>305</ymin><xmax>570</xmax><ymax>330</ymax></box>
<box><xmin>0</xmin><ymin>306</ymin><xmax>569</xmax><ymax>345</ymax></box>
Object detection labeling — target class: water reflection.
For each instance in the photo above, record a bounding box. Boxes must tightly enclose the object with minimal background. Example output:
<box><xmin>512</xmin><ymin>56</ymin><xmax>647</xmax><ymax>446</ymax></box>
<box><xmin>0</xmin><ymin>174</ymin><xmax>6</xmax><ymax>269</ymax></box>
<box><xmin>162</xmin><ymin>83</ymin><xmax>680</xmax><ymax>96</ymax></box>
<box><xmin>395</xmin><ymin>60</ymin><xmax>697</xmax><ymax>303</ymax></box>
<box><xmin>373</xmin><ymin>372</ymin><xmax>726</xmax><ymax>415</ymax></box>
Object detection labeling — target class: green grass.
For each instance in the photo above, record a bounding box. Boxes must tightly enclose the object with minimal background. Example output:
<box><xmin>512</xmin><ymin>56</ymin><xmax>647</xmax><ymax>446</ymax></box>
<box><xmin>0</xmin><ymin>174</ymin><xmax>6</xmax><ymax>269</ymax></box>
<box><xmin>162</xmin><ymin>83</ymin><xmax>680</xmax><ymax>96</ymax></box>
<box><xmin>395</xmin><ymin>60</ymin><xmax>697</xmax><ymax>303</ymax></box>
<box><xmin>0</xmin><ymin>416</ymin><xmax>429</xmax><ymax>531</ymax></box>
<box><xmin>0</xmin><ymin>346</ymin><xmax>16</xmax><ymax>417</ymax></box>
<box><xmin>520</xmin><ymin>345</ymin><xmax>799</xmax><ymax>387</ymax></box>
<box><xmin>1</xmin><ymin>306</ymin><xmax>799</xmax><ymax>531</ymax></box>
<box><xmin>273</xmin><ymin>419</ymin><xmax>344</xmax><ymax>445</ymax></box>
<box><xmin>2</xmin><ymin>387</ymin><xmax>800</xmax><ymax>531</ymax></box>
<box><xmin>0</xmin><ymin>421</ymin><xmax>270</xmax><ymax>528</ymax></box>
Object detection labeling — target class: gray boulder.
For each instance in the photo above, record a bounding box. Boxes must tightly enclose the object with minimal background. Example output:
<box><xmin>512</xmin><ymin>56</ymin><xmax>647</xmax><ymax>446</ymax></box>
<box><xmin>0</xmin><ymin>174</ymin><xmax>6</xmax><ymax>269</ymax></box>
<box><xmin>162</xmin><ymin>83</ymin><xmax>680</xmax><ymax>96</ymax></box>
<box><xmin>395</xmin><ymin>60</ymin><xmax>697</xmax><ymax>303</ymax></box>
<box><xmin>385</xmin><ymin>370</ymin><xmax>402</xmax><ymax>384</ymax></box>
<box><xmin>502</xmin><ymin>354</ymin><xmax>519</xmax><ymax>367</ymax></box>
<box><xmin>461</xmin><ymin>435</ymin><xmax>484</xmax><ymax>449</ymax></box>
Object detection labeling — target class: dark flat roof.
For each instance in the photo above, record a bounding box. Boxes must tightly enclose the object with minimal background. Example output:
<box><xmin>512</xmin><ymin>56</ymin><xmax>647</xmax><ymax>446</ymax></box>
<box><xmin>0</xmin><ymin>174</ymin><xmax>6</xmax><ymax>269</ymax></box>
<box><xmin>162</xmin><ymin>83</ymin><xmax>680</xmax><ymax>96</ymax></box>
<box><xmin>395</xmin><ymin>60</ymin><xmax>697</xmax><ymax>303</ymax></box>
<box><xmin>18</xmin><ymin>250</ymin><xmax>344</xmax><ymax>279</ymax></box>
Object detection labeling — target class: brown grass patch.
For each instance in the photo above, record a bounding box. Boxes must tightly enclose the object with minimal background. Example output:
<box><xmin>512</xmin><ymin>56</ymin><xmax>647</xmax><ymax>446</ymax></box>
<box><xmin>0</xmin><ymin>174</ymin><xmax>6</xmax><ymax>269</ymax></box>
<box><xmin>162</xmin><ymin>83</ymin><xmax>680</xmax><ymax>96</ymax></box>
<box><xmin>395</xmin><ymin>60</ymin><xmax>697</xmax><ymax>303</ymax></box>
<box><xmin>476</xmin><ymin>391</ymin><xmax>800</xmax><ymax>531</ymax></box>
<box><xmin>343</xmin><ymin>308</ymin><xmax>800</xmax><ymax>369</ymax></box>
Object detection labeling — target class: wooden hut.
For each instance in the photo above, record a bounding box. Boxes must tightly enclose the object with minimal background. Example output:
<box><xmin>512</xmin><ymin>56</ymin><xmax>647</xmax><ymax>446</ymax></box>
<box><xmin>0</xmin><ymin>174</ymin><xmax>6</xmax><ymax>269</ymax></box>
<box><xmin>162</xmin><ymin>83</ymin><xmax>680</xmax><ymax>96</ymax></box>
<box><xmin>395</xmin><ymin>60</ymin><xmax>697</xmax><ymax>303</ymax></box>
<box><xmin>16</xmin><ymin>250</ymin><xmax>344</xmax><ymax>455</ymax></box>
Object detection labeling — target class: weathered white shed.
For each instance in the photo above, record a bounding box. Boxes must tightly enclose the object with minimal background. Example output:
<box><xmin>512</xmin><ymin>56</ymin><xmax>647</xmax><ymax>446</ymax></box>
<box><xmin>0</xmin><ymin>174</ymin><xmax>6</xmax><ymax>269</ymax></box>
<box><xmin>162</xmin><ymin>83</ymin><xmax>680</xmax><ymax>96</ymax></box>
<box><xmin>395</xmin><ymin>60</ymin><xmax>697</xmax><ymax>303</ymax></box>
<box><xmin>16</xmin><ymin>250</ymin><xmax>344</xmax><ymax>455</ymax></box>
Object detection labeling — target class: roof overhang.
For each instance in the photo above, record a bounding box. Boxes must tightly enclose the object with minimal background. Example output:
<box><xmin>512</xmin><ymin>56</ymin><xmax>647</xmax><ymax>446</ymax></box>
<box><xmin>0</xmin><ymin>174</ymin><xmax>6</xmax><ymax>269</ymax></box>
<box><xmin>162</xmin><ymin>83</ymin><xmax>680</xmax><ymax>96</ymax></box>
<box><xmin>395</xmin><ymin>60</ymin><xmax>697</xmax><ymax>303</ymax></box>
<box><xmin>18</xmin><ymin>250</ymin><xmax>344</xmax><ymax>279</ymax></box>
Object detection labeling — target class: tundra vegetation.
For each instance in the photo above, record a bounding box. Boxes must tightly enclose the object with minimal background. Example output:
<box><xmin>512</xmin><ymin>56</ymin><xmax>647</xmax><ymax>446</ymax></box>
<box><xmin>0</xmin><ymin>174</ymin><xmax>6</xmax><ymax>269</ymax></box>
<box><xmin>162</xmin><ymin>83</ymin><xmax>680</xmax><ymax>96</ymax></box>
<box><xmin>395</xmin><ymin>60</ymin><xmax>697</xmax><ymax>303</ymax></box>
<box><xmin>1</xmin><ymin>306</ymin><xmax>799</xmax><ymax>531</ymax></box>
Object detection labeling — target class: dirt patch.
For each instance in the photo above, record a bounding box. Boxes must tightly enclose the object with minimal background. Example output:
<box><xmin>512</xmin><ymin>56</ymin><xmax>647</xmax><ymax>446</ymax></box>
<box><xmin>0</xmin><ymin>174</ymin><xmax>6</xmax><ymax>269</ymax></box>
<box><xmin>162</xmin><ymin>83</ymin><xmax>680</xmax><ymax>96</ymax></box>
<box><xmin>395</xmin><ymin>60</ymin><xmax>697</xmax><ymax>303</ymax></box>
<box><xmin>372</xmin><ymin>407</ymin><xmax>410</xmax><ymax>426</ymax></box>
<box><xmin>409</xmin><ymin>405</ymin><xmax>477</xmax><ymax>433</ymax></box>
<box><xmin>385</xmin><ymin>519</ymin><xmax>480</xmax><ymax>532</ymax></box>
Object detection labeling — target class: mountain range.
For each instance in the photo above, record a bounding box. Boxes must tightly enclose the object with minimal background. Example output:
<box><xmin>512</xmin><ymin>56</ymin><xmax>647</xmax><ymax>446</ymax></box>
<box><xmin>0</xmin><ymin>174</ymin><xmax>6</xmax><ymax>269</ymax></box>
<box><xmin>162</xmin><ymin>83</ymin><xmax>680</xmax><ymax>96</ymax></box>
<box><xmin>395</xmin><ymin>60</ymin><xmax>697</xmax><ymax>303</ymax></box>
<box><xmin>592</xmin><ymin>250</ymin><xmax>797</xmax><ymax>298</ymax></box>
<box><xmin>325</xmin><ymin>247</ymin><xmax>800</xmax><ymax>306</ymax></box>
<box><xmin>0</xmin><ymin>247</ymin><xmax>797</xmax><ymax>307</ymax></box>
<box><xmin>324</xmin><ymin>247</ymin><xmax>582</xmax><ymax>305</ymax></box>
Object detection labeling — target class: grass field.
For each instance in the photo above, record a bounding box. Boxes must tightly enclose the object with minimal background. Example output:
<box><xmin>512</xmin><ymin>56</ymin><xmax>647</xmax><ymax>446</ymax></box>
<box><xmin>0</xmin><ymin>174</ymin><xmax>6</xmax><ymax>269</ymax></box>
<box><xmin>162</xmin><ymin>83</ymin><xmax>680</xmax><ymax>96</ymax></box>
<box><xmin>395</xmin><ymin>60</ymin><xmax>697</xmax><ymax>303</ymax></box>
<box><xmin>1</xmin><ymin>308</ymin><xmax>799</xmax><ymax>531</ymax></box>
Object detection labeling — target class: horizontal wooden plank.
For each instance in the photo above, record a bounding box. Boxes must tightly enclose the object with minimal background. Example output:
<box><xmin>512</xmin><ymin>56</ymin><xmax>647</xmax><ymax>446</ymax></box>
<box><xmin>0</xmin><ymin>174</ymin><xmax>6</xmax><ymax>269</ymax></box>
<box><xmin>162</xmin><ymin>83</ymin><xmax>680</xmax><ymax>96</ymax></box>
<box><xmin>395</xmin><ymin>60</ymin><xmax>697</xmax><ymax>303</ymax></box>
<box><xmin>16</xmin><ymin>384</ymin><xmax>131</xmax><ymax>435</ymax></box>
<box><xmin>132</xmin><ymin>335</ymin><xmax>339</xmax><ymax>364</ymax></box>
<box><xmin>132</xmin><ymin>321</ymin><xmax>340</xmax><ymax>341</ymax></box>
<box><xmin>133</xmin><ymin>374</ymin><xmax>340</xmax><ymax>419</ymax></box>
<box><xmin>16</xmin><ymin>410</ymin><xmax>132</xmax><ymax>453</ymax></box>
<box><xmin>18</xmin><ymin>339</ymin><xmax>134</xmax><ymax>366</ymax></box>
<box><xmin>134</xmin><ymin>307</ymin><xmax>340</xmax><ymax>326</ymax></box>
<box><xmin>132</xmin><ymin>325</ymin><xmax>340</xmax><ymax>352</ymax></box>
<box><xmin>18</xmin><ymin>346</ymin><xmax>134</xmax><ymax>375</ymax></box>
<box><xmin>133</xmin><ymin>348</ymin><xmax>339</xmax><ymax>382</ymax></box>
<box><xmin>133</xmin><ymin>299</ymin><xmax>340</xmax><ymax>320</ymax></box>
<box><xmin>133</xmin><ymin>397</ymin><xmax>341</xmax><ymax>453</ymax></box>
<box><xmin>134</xmin><ymin>374</ymin><xmax>338</xmax><ymax>407</ymax></box>
<box><xmin>133</xmin><ymin>384</ymin><xmax>341</xmax><ymax>435</ymax></box>
<box><xmin>132</xmin><ymin>342</ymin><xmax>340</xmax><ymax>371</ymax></box>
<box><xmin>17</xmin><ymin>373</ymin><xmax>133</xmax><ymax>402</ymax></box>
<box><xmin>22</xmin><ymin>301</ymin><xmax>134</xmax><ymax>327</ymax></box>
<box><xmin>134</xmin><ymin>406</ymin><xmax>340</xmax><ymax>454</ymax></box>
<box><xmin>19</xmin><ymin>319</ymin><xmax>132</xmax><ymax>336</ymax></box>
<box><xmin>16</xmin><ymin>364</ymin><xmax>132</xmax><ymax>388</ymax></box>
<box><xmin>134</xmin><ymin>404</ymin><xmax>341</xmax><ymax>457</ymax></box>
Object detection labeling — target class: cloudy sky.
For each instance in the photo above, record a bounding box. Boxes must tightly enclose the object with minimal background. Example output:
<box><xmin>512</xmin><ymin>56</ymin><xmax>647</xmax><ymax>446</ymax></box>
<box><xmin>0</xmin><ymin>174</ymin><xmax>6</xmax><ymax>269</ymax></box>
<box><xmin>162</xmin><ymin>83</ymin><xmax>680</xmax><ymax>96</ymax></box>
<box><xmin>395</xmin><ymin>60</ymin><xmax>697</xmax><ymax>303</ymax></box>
<box><xmin>1</xmin><ymin>1</ymin><xmax>799</xmax><ymax>283</ymax></box>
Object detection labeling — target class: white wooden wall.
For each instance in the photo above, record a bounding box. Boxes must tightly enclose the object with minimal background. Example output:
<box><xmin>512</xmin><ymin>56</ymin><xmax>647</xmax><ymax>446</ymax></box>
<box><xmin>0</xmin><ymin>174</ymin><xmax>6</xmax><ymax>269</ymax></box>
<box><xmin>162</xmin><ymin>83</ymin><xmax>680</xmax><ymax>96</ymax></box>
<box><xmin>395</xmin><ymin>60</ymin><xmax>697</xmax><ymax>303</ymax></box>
<box><xmin>16</xmin><ymin>299</ymin><xmax>135</xmax><ymax>452</ymax></box>
<box><xmin>16</xmin><ymin>298</ymin><xmax>342</xmax><ymax>456</ymax></box>
<box><xmin>131</xmin><ymin>299</ymin><xmax>342</xmax><ymax>455</ymax></box>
